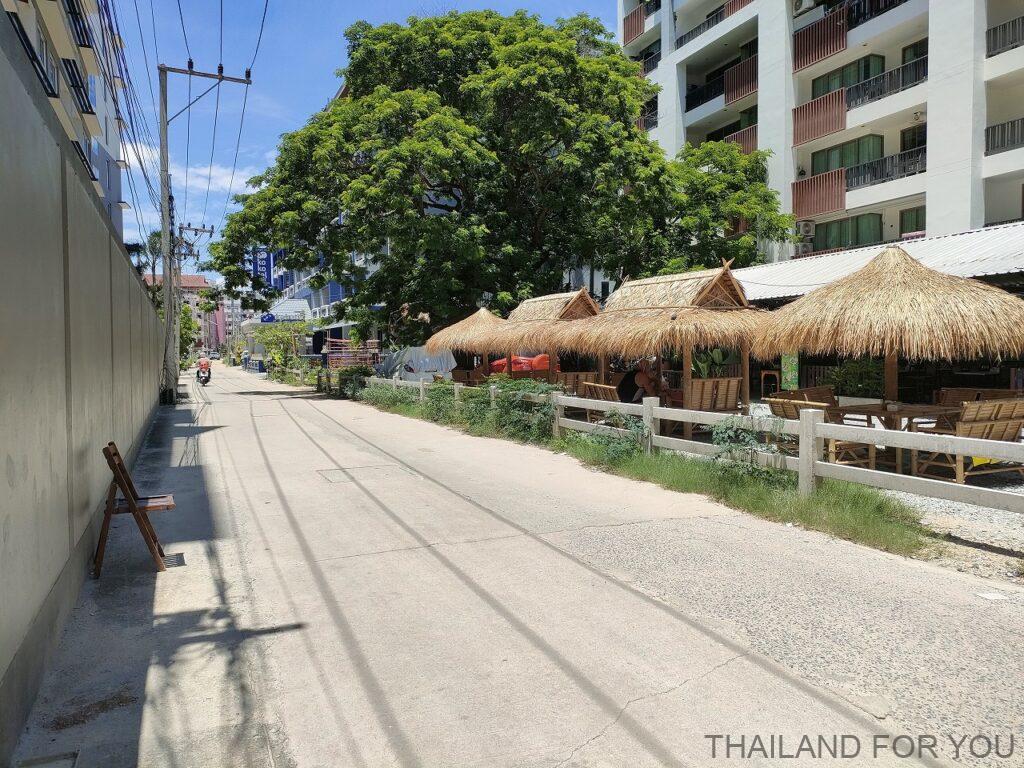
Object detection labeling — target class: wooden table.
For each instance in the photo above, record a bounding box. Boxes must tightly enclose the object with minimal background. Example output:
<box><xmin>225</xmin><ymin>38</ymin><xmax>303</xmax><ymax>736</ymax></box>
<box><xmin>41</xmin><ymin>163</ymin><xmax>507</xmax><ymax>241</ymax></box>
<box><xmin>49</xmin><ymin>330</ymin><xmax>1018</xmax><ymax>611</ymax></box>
<box><xmin>834</xmin><ymin>403</ymin><xmax>961</xmax><ymax>473</ymax></box>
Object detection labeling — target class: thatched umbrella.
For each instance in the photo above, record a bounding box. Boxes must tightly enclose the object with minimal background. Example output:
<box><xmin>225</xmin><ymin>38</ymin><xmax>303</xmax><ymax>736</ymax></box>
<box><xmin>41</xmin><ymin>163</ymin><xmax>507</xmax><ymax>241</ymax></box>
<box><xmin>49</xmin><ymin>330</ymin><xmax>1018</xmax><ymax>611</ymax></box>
<box><xmin>752</xmin><ymin>246</ymin><xmax>1024</xmax><ymax>399</ymax></box>
<box><xmin>425</xmin><ymin>308</ymin><xmax>506</xmax><ymax>354</ymax></box>
<box><xmin>533</xmin><ymin>264</ymin><xmax>760</xmax><ymax>416</ymax></box>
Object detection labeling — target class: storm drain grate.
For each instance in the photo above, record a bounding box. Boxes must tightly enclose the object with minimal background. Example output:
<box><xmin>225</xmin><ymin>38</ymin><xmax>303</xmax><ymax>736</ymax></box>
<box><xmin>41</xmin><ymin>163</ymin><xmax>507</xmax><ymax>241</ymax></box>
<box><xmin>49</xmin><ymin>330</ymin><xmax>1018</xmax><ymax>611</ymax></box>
<box><xmin>162</xmin><ymin>553</ymin><xmax>186</xmax><ymax>568</ymax></box>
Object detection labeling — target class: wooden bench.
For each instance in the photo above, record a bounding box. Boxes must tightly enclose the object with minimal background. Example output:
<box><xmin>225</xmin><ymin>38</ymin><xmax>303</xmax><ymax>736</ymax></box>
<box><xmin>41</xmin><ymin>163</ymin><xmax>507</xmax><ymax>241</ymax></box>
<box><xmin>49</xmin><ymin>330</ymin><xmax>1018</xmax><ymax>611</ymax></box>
<box><xmin>934</xmin><ymin>387</ymin><xmax>1018</xmax><ymax>406</ymax></box>
<box><xmin>94</xmin><ymin>441</ymin><xmax>175</xmax><ymax>578</ymax></box>
<box><xmin>764</xmin><ymin>398</ymin><xmax>877</xmax><ymax>469</ymax></box>
<box><xmin>556</xmin><ymin>371</ymin><xmax>598</xmax><ymax>395</ymax></box>
<box><xmin>579</xmin><ymin>382</ymin><xmax>623</xmax><ymax>422</ymax></box>
<box><xmin>914</xmin><ymin>398</ymin><xmax>1024</xmax><ymax>483</ymax></box>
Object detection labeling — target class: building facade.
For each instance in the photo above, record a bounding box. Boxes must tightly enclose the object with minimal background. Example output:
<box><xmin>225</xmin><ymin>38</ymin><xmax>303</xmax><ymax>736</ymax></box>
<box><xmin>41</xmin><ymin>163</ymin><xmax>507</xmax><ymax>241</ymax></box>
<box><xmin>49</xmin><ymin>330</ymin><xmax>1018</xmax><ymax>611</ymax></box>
<box><xmin>3</xmin><ymin>0</ymin><xmax>125</xmax><ymax>238</ymax></box>
<box><xmin>620</xmin><ymin>0</ymin><xmax>1024</xmax><ymax>259</ymax></box>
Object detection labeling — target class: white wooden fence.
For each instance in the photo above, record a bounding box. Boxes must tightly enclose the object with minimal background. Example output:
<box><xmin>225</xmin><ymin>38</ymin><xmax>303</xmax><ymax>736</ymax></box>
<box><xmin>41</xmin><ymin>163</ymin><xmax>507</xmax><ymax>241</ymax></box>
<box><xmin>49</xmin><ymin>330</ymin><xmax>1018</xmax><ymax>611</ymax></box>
<box><xmin>361</xmin><ymin>377</ymin><xmax>1024</xmax><ymax>514</ymax></box>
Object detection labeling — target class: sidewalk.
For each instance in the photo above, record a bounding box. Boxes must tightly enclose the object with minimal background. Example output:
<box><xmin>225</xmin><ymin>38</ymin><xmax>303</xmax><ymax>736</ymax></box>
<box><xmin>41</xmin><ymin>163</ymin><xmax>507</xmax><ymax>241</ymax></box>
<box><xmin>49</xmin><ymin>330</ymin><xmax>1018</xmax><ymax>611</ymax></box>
<box><xmin>12</xmin><ymin>365</ymin><xmax>1021</xmax><ymax>767</ymax></box>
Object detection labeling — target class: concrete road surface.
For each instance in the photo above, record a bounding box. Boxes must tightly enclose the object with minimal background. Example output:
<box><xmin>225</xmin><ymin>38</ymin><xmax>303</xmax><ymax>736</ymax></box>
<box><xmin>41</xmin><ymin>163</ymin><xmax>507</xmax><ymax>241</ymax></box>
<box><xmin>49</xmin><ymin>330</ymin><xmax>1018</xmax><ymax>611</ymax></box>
<box><xmin>14</xmin><ymin>365</ymin><xmax>1023</xmax><ymax>767</ymax></box>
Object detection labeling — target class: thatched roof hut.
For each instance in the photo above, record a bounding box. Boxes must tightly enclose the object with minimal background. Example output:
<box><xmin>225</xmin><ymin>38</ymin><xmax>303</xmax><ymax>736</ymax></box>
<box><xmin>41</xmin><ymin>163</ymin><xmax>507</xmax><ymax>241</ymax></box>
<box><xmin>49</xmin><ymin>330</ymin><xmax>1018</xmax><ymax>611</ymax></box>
<box><xmin>541</xmin><ymin>264</ymin><xmax>760</xmax><ymax>358</ymax></box>
<box><xmin>752</xmin><ymin>246</ymin><xmax>1024</xmax><ymax>361</ymax></box>
<box><xmin>752</xmin><ymin>246</ymin><xmax>1024</xmax><ymax>399</ymax></box>
<box><xmin>424</xmin><ymin>308</ymin><xmax>506</xmax><ymax>354</ymax></box>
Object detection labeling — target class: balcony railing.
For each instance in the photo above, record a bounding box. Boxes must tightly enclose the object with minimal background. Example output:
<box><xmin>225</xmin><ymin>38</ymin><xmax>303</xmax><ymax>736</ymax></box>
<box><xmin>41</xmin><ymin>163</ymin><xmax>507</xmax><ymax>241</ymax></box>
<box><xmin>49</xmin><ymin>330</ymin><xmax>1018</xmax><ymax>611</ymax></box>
<box><xmin>624</xmin><ymin>5</ymin><xmax>645</xmax><ymax>44</ymax></box>
<box><xmin>724</xmin><ymin>55</ymin><xmax>757</xmax><ymax>104</ymax></box>
<box><xmin>677</xmin><ymin>7</ymin><xmax>725</xmax><ymax>49</ymax></box>
<box><xmin>685</xmin><ymin>75</ymin><xmax>725</xmax><ymax>112</ymax></box>
<box><xmin>794</xmin><ymin>6</ymin><xmax>846</xmax><ymax>71</ymax></box>
<box><xmin>988</xmin><ymin>16</ymin><xmax>1024</xmax><ymax>57</ymax></box>
<box><xmin>792</xmin><ymin>168</ymin><xmax>846</xmax><ymax>219</ymax></box>
<box><xmin>845</xmin><ymin>146</ymin><xmax>926</xmax><ymax>190</ymax></box>
<box><xmin>985</xmin><ymin>117</ymin><xmax>1024</xmax><ymax>155</ymax></box>
<box><xmin>793</xmin><ymin>88</ymin><xmax>846</xmax><ymax>145</ymax></box>
<box><xmin>724</xmin><ymin>124</ymin><xmax>757</xmax><ymax>154</ymax></box>
<box><xmin>846</xmin><ymin>0</ymin><xmax>911</xmax><ymax>30</ymax></box>
<box><xmin>724</xmin><ymin>0</ymin><xmax>753</xmax><ymax>14</ymax></box>
<box><xmin>845</xmin><ymin>56</ymin><xmax>927</xmax><ymax>109</ymax></box>
<box><xmin>638</xmin><ymin>111</ymin><xmax>659</xmax><ymax>131</ymax></box>
<box><xmin>641</xmin><ymin>51</ymin><xmax>661</xmax><ymax>75</ymax></box>
<box><xmin>64</xmin><ymin>0</ymin><xmax>93</xmax><ymax>48</ymax></box>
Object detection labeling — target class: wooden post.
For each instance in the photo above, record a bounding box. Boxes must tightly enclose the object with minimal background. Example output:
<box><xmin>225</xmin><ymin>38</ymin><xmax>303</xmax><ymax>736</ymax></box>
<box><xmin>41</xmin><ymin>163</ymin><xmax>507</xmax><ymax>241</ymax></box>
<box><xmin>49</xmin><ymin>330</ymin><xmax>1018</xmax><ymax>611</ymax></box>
<box><xmin>598</xmin><ymin>354</ymin><xmax>608</xmax><ymax>385</ymax></box>
<box><xmin>740</xmin><ymin>342</ymin><xmax>751</xmax><ymax>409</ymax></box>
<box><xmin>506</xmin><ymin>351</ymin><xmax>514</xmax><ymax>378</ymax></box>
<box><xmin>548</xmin><ymin>348</ymin><xmax>557</xmax><ymax>384</ymax></box>
<box><xmin>884</xmin><ymin>352</ymin><xmax>899</xmax><ymax>402</ymax></box>
<box><xmin>552</xmin><ymin>394</ymin><xmax>563</xmax><ymax>438</ymax></box>
<box><xmin>418</xmin><ymin>379</ymin><xmax>427</xmax><ymax>401</ymax></box>
<box><xmin>489</xmin><ymin>384</ymin><xmax>498</xmax><ymax>408</ymax></box>
<box><xmin>642</xmin><ymin>396</ymin><xmax>659</xmax><ymax>452</ymax></box>
<box><xmin>392</xmin><ymin>376</ymin><xmax>399</xmax><ymax>390</ymax></box>
<box><xmin>454</xmin><ymin>383</ymin><xmax>463</xmax><ymax>402</ymax></box>
<box><xmin>682</xmin><ymin>347</ymin><xmax>693</xmax><ymax>439</ymax></box>
<box><xmin>798</xmin><ymin>407</ymin><xmax>825</xmax><ymax>496</ymax></box>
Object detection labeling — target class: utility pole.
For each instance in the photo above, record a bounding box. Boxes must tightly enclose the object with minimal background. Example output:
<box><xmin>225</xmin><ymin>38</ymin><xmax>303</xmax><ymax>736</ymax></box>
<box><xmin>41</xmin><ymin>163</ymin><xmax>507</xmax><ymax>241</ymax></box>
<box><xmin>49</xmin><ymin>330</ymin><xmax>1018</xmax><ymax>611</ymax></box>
<box><xmin>158</xmin><ymin>60</ymin><xmax>251</xmax><ymax>403</ymax></box>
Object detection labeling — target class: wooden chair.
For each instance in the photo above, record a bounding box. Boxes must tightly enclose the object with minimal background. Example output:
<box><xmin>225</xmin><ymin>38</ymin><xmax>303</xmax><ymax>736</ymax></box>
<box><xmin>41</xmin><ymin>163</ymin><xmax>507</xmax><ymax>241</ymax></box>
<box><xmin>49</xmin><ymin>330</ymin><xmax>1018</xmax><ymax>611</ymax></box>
<box><xmin>711</xmin><ymin>378</ymin><xmax>743</xmax><ymax>414</ymax></box>
<box><xmin>772</xmin><ymin>385</ymin><xmax>838</xmax><ymax>407</ymax></box>
<box><xmin>556</xmin><ymin>371</ymin><xmax>598</xmax><ymax>395</ymax></box>
<box><xmin>913</xmin><ymin>398</ymin><xmax>1024</xmax><ymax>483</ymax></box>
<box><xmin>763</xmin><ymin>398</ymin><xmax>877</xmax><ymax>469</ymax></box>
<box><xmin>94</xmin><ymin>441</ymin><xmax>175</xmax><ymax>578</ymax></box>
<box><xmin>579</xmin><ymin>382</ymin><xmax>622</xmax><ymax>423</ymax></box>
<box><xmin>934</xmin><ymin>387</ymin><xmax>1018</xmax><ymax>406</ymax></box>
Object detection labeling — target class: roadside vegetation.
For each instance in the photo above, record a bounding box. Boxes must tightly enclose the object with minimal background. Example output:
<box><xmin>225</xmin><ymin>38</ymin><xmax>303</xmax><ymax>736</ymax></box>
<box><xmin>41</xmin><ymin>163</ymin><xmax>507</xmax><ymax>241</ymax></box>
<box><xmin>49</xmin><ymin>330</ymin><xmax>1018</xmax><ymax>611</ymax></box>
<box><xmin>356</xmin><ymin>381</ymin><xmax>927</xmax><ymax>557</ymax></box>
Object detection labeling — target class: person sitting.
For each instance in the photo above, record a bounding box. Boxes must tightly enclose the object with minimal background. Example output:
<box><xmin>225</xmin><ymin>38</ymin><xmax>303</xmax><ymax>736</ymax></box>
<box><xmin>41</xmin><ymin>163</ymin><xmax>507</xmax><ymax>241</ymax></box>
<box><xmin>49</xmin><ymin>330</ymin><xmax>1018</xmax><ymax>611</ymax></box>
<box><xmin>616</xmin><ymin>359</ymin><xmax>662</xmax><ymax>403</ymax></box>
<box><xmin>197</xmin><ymin>355</ymin><xmax>211</xmax><ymax>381</ymax></box>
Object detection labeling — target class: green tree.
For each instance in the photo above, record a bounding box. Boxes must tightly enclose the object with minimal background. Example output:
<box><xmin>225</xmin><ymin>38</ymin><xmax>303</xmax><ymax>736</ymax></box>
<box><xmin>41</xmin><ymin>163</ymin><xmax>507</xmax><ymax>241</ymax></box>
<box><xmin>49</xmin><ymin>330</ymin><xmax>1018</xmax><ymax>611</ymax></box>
<box><xmin>607</xmin><ymin>141</ymin><xmax>794</xmax><ymax>278</ymax></box>
<box><xmin>208</xmin><ymin>11</ymin><xmax>671</xmax><ymax>344</ymax></box>
<box><xmin>179</xmin><ymin>303</ymin><xmax>200</xmax><ymax>359</ymax></box>
<box><xmin>251</xmin><ymin>322</ymin><xmax>309</xmax><ymax>371</ymax></box>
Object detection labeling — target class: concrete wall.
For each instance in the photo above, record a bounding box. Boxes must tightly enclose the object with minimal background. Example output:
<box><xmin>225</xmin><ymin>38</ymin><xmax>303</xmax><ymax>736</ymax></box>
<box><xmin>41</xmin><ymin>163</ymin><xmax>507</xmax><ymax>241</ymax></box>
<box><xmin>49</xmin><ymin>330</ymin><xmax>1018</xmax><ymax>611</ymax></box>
<box><xmin>0</xmin><ymin>26</ymin><xmax>163</xmax><ymax>767</ymax></box>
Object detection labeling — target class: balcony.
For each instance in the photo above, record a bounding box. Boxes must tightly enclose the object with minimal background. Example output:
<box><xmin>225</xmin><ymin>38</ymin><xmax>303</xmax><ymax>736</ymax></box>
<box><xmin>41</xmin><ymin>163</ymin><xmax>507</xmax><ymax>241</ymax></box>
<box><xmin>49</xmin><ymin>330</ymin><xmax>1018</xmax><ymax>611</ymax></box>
<box><xmin>988</xmin><ymin>16</ymin><xmax>1024</xmax><ymax>57</ymax></box>
<box><xmin>685</xmin><ymin>75</ymin><xmax>725</xmax><ymax>112</ymax></box>
<box><xmin>640</xmin><ymin>51</ymin><xmax>661</xmax><ymax>75</ymax></box>
<box><xmin>638</xmin><ymin>110</ymin><xmax>659</xmax><ymax>131</ymax></box>
<box><xmin>845</xmin><ymin>56</ymin><xmax>927</xmax><ymax>110</ymax></box>
<box><xmin>793</xmin><ymin>6</ymin><xmax>846</xmax><ymax>72</ymax></box>
<box><xmin>725</xmin><ymin>55</ymin><xmax>757</xmax><ymax>104</ymax></box>
<box><xmin>792</xmin><ymin>168</ymin><xmax>846</xmax><ymax>219</ymax></box>
<box><xmin>64</xmin><ymin>0</ymin><xmax>93</xmax><ymax>48</ymax></box>
<box><xmin>985</xmin><ymin>117</ymin><xmax>1024</xmax><ymax>155</ymax></box>
<box><xmin>677</xmin><ymin>7</ymin><xmax>725</xmax><ymax>49</ymax></box>
<box><xmin>793</xmin><ymin>89</ymin><xmax>846</xmax><ymax>145</ymax></box>
<box><xmin>794</xmin><ymin>0</ymin><xmax>912</xmax><ymax>72</ymax></box>
<box><xmin>624</xmin><ymin>1</ymin><xmax>660</xmax><ymax>45</ymax></box>
<box><xmin>845</xmin><ymin>146</ymin><xmax>926</xmax><ymax>190</ymax></box>
<box><xmin>724</xmin><ymin>124</ymin><xmax>757</xmax><ymax>154</ymax></box>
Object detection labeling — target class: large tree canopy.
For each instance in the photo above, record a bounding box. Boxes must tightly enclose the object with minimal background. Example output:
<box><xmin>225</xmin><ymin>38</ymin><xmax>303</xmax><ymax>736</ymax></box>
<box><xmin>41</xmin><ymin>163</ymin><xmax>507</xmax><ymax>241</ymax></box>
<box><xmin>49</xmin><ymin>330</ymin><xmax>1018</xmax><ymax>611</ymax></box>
<box><xmin>209</xmin><ymin>11</ymin><xmax>790</xmax><ymax>344</ymax></box>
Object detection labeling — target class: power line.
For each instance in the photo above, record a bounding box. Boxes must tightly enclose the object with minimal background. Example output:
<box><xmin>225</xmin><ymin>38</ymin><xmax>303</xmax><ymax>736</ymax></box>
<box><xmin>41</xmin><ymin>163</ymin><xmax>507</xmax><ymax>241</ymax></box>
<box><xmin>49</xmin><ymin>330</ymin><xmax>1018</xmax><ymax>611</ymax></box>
<box><xmin>200</xmin><ymin>81</ymin><xmax>222</xmax><ymax>226</ymax></box>
<box><xmin>183</xmin><ymin>72</ymin><xmax>192</xmax><ymax>222</ymax></box>
<box><xmin>175</xmin><ymin>0</ymin><xmax>192</xmax><ymax>59</ymax></box>
<box><xmin>250</xmin><ymin>0</ymin><xmax>270</xmax><ymax>70</ymax></box>
<box><xmin>147</xmin><ymin>0</ymin><xmax>160</xmax><ymax>62</ymax></box>
<box><xmin>217</xmin><ymin>83</ymin><xmax>249</xmax><ymax>233</ymax></box>
<box><xmin>130</xmin><ymin>0</ymin><xmax>157</xmax><ymax>122</ymax></box>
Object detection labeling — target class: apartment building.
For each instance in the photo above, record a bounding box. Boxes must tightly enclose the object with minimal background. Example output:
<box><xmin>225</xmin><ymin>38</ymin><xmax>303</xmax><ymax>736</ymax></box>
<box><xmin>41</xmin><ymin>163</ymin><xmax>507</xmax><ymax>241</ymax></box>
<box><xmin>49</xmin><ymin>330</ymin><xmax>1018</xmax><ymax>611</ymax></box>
<box><xmin>3</xmin><ymin>0</ymin><xmax>126</xmax><ymax>238</ymax></box>
<box><xmin>621</xmin><ymin>0</ymin><xmax>1024</xmax><ymax>259</ymax></box>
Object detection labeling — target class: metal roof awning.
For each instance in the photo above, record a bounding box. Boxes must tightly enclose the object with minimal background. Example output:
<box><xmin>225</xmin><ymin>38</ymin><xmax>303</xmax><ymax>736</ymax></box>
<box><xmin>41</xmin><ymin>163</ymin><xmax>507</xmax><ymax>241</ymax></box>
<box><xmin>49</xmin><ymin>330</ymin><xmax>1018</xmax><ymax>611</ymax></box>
<box><xmin>735</xmin><ymin>222</ymin><xmax>1024</xmax><ymax>302</ymax></box>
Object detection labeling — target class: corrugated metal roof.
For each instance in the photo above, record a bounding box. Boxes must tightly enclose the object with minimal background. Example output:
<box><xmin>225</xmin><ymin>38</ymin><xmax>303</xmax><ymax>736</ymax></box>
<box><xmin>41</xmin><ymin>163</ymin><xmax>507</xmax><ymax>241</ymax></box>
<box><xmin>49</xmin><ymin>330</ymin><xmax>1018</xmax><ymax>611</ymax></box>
<box><xmin>735</xmin><ymin>223</ymin><xmax>1024</xmax><ymax>302</ymax></box>
<box><xmin>268</xmin><ymin>297</ymin><xmax>311</xmax><ymax>318</ymax></box>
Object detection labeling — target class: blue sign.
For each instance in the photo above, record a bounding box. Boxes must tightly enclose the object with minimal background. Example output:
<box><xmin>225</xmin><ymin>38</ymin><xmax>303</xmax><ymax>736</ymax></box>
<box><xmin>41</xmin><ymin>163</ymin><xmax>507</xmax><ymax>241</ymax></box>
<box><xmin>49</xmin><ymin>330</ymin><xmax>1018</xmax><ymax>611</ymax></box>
<box><xmin>260</xmin><ymin>313</ymin><xmax>276</xmax><ymax>323</ymax></box>
<box><xmin>252</xmin><ymin>249</ymin><xmax>273</xmax><ymax>286</ymax></box>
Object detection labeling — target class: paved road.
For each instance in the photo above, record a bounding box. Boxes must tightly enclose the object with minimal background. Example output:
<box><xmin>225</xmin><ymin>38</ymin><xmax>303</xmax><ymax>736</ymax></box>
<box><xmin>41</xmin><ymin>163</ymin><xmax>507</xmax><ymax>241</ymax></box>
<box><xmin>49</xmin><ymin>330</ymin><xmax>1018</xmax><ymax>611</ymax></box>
<box><xmin>15</xmin><ymin>365</ymin><xmax>1023</xmax><ymax>767</ymax></box>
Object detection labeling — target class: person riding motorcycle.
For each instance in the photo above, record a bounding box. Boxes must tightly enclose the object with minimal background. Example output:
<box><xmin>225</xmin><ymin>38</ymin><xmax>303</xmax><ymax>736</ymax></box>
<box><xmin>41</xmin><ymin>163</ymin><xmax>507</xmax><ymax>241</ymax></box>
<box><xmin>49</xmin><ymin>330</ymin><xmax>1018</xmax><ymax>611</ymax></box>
<box><xmin>197</xmin><ymin>356</ymin><xmax>212</xmax><ymax>384</ymax></box>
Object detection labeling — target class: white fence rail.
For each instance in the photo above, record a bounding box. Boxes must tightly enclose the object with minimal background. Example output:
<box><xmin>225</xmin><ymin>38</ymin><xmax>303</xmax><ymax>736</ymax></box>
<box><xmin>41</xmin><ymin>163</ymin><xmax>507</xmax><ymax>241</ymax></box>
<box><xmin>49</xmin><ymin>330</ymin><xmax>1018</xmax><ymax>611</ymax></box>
<box><xmin>358</xmin><ymin>377</ymin><xmax>1024</xmax><ymax>514</ymax></box>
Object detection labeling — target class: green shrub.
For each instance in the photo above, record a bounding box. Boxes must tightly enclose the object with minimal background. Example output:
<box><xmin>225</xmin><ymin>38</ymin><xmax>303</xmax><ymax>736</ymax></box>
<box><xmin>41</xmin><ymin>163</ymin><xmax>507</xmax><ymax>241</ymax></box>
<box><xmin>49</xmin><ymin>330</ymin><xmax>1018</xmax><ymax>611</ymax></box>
<box><xmin>489</xmin><ymin>377</ymin><xmax>560</xmax><ymax>443</ymax></box>
<box><xmin>825</xmin><ymin>357</ymin><xmax>884</xmax><ymax>398</ymax></box>
<box><xmin>422</xmin><ymin>381</ymin><xmax>459</xmax><ymax>424</ymax></box>
<box><xmin>335</xmin><ymin>364</ymin><xmax>375</xmax><ymax>399</ymax></box>
<box><xmin>358</xmin><ymin>384</ymin><xmax>419</xmax><ymax>412</ymax></box>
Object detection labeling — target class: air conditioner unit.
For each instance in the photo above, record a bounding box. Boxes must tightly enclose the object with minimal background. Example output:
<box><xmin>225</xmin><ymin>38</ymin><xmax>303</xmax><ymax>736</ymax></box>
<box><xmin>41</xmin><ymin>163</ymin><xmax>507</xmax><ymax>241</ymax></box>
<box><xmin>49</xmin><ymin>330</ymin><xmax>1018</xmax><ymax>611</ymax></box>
<box><xmin>793</xmin><ymin>0</ymin><xmax>819</xmax><ymax>16</ymax></box>
<box><xmin>796</xmin><ymin>220</ymin><xmax>815</xmax><ymax>238</ymax></box>
<box><xmin>794</xmin><ymin>241</ymin><xmax>815</xmax><ymax>256</ymax></box>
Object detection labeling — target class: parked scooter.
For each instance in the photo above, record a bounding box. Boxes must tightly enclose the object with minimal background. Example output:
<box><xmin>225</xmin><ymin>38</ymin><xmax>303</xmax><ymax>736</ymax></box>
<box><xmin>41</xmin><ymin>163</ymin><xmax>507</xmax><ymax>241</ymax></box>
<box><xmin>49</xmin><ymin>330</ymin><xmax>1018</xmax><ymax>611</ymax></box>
<box><xmin>197</xmin><ymin>368</ymin><xmax>211</xmax><ymax>386</ymax></box>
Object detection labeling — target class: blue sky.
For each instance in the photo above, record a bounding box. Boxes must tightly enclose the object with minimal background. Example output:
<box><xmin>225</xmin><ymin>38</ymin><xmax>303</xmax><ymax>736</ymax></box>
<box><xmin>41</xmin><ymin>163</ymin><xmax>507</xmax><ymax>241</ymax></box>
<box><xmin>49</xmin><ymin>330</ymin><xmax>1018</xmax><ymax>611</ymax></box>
<box><xmin>118</xmin><ymin>0</ymin><xmax>616</xmax><ymax>272</ymax></box>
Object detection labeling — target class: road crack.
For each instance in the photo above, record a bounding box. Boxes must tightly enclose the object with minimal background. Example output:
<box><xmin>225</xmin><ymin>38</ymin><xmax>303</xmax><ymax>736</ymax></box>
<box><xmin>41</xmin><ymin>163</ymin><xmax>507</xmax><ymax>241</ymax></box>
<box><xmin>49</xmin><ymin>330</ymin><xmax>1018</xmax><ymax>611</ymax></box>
<box><xmin>551</xmin><ymin>652</ymin><xmax>748</xmax><ymax>767</ymax></box>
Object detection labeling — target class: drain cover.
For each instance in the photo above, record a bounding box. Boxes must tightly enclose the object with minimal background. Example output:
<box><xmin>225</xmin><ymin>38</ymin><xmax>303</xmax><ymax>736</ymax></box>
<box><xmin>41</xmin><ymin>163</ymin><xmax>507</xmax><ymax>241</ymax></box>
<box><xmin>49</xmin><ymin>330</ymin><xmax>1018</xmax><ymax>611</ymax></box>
<box><xmin>162</xmin><ymin>553</ymin><xmax>186</xmax><ymax>568</ymax></box>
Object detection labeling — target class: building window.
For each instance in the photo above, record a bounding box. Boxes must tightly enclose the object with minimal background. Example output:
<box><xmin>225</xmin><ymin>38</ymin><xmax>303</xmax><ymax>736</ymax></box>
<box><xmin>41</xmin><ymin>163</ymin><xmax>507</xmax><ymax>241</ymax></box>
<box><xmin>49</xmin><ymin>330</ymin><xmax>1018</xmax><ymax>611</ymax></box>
<box><xmin>899</xmin><ymin>206</ymin><xmax>926</xmax><ymax>236</ymax></box>
<box><xmin>900</xmin><ymin>124</ymin><xmax>927</xmax><ymax>152</ymax></box>
<box><xmin>811</xmin><ymin>135</ymin><xmax>883</xmax><ymax>175</ymax></box>
<box><xmin>902</xmin><ymin>38</ymin><xmax>928</xmax><ymax>65</ymax></box>
<box><xmin>811</xmin><ymin>55</ymin><xmax>884</xmax><ymax>99</ymax></box>
<box><xmin>34</xmin><ymin>24</ymin><xmax>59</xmax><ymax>96</ymax></box>
<box><xmin>814</xmin><ymin>213</ymin><xmax>882</xmax><ymax>250</ymax></box>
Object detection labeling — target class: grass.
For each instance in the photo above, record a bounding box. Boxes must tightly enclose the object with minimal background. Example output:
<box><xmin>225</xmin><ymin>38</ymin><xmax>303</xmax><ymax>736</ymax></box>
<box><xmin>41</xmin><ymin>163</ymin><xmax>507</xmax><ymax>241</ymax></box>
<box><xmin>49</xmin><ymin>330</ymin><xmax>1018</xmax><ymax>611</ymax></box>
<box><xmin>355</xmin><ymin>383</ymin><xmax>927</xmax><ymax>558</ymax></box>
<box><xmin>555</xmin><ymin>434</ymin><xmax>926</xmax><ymax>557</ymax></box>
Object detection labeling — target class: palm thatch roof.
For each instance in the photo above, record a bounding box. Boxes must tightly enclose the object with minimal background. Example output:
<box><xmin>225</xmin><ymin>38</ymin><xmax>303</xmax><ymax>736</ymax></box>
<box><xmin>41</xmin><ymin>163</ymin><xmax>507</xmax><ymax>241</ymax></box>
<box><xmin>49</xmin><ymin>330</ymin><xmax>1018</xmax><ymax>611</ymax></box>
<box><xmin>507</xmin><ymin>288</ymin><xmax>601</xmax><ymax>322</ymax></box>
<box><xmin>752</xmin><ymin>246</ymin><xmax>1024</xmax><ymax>361</ymax></box>
<box><xmin>536</xmin><ymin>264</ymin><xmax>760</xmax><ymax>357</ymax></box>
<box><xmin>424</xmin><ymin>308</ymin><xmax>506</xmax><ymax>354</ymax></box>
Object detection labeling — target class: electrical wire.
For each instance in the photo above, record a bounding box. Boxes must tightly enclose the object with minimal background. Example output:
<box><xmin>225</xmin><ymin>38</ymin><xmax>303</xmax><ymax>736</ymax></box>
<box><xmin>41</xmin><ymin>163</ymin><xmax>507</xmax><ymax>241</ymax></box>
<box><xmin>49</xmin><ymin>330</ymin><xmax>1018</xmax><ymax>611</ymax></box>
<box><xmin>217</xmin><ymin>83</ymin><xmax>249</xmax><ymax>233</ymax></box>
<box><xmin>130</xmin><ymin>0</ymin><xmax>157</xmax><ymax>124</ymax></box>
<box><xmin>200</xmin><ymin>82</ymin><xmax>222</xmax><ymax>226</ymax></box>
<box><xmin>250</xmin><ymin>0</ymin><xmax>270</xmax><ymax>70</ymax></box>
<box><xmin>183</xmin><ymin>74</ymin><xmax>192</xmax><ymax>223</ymax></box>
<box><xmin>175</xmin><ymin>0</ymin><xmax>192</xmax><ymax>60</ymax></box>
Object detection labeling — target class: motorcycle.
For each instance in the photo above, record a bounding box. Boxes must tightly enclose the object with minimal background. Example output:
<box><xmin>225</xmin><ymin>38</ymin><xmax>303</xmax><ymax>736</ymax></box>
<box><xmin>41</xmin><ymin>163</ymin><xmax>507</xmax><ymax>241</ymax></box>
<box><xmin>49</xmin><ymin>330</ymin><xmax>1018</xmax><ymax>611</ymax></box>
<box><xmin>197</xmin><ymin>368</ymin><xmax>211</xmax><ymax>387</ymax></box>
